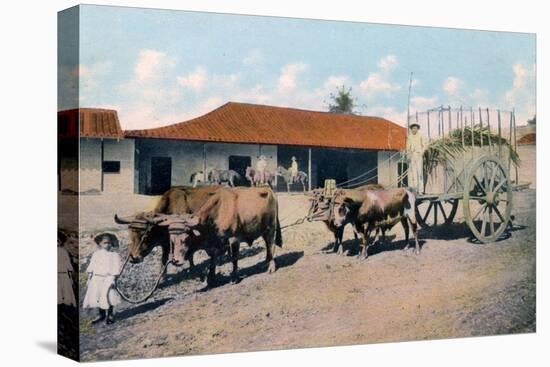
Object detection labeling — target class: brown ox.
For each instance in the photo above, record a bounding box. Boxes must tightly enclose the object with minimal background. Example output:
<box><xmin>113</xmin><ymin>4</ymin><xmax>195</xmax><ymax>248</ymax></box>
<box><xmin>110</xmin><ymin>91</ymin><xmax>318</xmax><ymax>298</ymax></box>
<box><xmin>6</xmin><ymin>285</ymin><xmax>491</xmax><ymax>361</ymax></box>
<box><xmin>307</xmin><ymin>183</ymin><xmax>384</xmax><ymax>254</ymax></box>
<box><xmin>114</xmin><ymin>185</ymin><xmax>222</xmax><ymax>267</ymax></box>
<box><xmin>331</xmin><ymin>187</ymin><xmax>419</xmax><ymax>259</ymax></box>
<box><xmin>155</xmin><ymin>187</ymin><xmax>282</xmax><ymax>286</ymax></box>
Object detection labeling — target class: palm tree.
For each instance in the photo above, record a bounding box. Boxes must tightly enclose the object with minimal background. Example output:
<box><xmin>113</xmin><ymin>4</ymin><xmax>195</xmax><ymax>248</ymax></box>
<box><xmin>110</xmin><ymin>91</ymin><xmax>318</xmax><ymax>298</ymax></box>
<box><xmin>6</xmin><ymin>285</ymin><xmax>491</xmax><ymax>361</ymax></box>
<box><xmin>327</xmin><ymin>85</ymin><xmax>360</xmax><ymax>114</ymax></box>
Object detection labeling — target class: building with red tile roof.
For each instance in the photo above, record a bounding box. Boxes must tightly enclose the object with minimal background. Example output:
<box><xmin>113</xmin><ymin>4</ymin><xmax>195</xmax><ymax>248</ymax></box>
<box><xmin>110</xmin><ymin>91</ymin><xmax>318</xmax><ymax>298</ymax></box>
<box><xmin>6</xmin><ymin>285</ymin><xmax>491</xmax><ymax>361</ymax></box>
<box><xmin>125</xmin><ymin>102</ymin><xmax>405</xmax><ymax>151</ymax></box>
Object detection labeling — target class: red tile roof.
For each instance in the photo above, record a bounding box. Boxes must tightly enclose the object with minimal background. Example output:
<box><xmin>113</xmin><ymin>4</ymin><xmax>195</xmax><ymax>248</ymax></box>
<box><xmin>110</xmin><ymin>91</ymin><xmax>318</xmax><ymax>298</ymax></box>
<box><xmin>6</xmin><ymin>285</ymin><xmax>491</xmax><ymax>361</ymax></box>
<box><xmin>125</xmin><ymin>102</ymin><xmax>406</xmax><ymax>151</ymax></box>
<box><xmin>58</xmin><ymin>108</ymin><xmax>123</xmax><ymax>139</ymax></box>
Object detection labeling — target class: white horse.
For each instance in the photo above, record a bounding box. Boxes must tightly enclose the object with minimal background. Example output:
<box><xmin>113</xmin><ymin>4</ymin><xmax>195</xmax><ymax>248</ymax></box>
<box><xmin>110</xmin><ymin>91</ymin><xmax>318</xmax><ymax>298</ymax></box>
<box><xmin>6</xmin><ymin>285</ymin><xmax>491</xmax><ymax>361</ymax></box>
<box><xmin>277</xmin><ymin>166</ymin><xmax>308</xmax><ymax>193</ymax></box>
<box><xmin>189</xmin><ymin>170</ymin><xmax>208</xmax><ymax>187</ymax></box>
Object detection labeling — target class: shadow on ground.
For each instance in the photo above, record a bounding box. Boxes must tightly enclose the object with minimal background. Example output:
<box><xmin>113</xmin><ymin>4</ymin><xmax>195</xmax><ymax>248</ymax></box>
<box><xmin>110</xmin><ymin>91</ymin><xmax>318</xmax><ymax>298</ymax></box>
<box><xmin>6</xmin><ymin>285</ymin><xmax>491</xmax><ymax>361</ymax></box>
<box><xmin>114</xmin><ymin>297</ymin><xmax>173</xmax><ymax>322</ymax></box>
<box><xmin>201</xmin><ymin>250</ymin><xmax>304</xmax><ymax>290</ymax></box>
<box><xmin>160</xmin><ymin>246</ymin><xmax>265</xmax><ymax>289</ymax></box>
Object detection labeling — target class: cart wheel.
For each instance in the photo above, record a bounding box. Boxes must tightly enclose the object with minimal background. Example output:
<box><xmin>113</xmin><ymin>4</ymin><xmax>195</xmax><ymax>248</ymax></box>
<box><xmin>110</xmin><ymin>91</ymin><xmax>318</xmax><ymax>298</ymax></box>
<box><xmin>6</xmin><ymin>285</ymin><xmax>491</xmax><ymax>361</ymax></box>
<box><xmin>415</xmin><ymin>198</ymin><xmax>459</xmax><ymax>227</ymax></box>
<box><xmin>463</xmin><ymin>156</ymin><xmax>513</xmax><ymax>243</ymax></box>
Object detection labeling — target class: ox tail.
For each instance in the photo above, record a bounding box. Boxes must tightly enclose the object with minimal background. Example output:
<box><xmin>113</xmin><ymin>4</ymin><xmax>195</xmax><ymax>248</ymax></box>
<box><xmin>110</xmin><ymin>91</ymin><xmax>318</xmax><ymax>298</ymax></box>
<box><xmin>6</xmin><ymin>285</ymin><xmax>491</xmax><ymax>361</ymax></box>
<box><xmin>189</xmin><ymin>173</ymin><xmax>196</xmax><ymax>183</ymax></box>
<box><xmin>275</xmin><ymin>215</ymin><xmax>283</xmax><ymax>247</ymax></box>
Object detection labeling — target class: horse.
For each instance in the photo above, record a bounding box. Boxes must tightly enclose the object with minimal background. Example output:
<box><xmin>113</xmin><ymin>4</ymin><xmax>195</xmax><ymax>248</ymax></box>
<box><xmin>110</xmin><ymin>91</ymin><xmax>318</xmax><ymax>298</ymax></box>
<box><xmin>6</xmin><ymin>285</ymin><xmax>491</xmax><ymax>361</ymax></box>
<box><xmin>208</xmin><ymin>169</ymin><xmax>241</xmax><ymax>187</ymax></box>
<box><xmin>277</xmin><ymin>166</ymin><xmax>308</xmax><ymax>193</ymax></box>
<box><xmin>189</xmin><ymin>170</ymin><xmax>208</xmax><ymax>187</ymax></box>
<box><xmin>245</xmin><ymin>166</ymin><xmax>275</xmax><ymax>187</ymax></box>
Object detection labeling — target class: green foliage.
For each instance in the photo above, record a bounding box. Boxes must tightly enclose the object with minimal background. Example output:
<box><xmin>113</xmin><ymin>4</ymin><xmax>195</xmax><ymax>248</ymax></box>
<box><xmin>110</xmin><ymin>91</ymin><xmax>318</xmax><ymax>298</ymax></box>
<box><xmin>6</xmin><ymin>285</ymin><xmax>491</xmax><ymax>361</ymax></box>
<box><xmin>328</xmin><ymin>85</ymin><xmax>359</xmax><ymax>114</ymax></box>
<box><xmin>527</xmin><ymin>115</ymin><xmax>536</xmax><ymax>125</ymax></box>
<box><xmin>422</xmin><ymin>125</ymin><xmax>520</xmax><ymax>177</ymax></box>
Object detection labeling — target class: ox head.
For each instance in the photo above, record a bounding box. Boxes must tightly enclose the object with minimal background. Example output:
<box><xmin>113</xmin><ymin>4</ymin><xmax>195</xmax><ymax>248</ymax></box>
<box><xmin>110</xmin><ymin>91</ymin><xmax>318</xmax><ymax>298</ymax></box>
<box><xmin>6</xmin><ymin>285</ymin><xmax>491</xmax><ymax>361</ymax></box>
<box><xmin>114</xmin><ymin>212</ymin><xmax>168</xmax><ymax>264</ymax></box>
<box><xmin>307</xmin><ymin>189</ymin><xmax>331</xmax><ymax>222</ymax></box>
<box><xmin>331</xmin><ymin>190</ymin><xmax>351</xmax><ymax>228</ymax></box>
<box><xmin>154</xmin><ymin>214</ymin><xmax>201</xmax><ymax>266</ymax></box>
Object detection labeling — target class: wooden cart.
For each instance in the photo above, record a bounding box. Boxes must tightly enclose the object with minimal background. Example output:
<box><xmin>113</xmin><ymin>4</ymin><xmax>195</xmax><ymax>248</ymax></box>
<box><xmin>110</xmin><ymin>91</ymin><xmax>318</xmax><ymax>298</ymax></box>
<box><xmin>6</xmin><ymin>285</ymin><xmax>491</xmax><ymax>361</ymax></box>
<box><xmin>409</xmin><ymin>106</ymin><xmax>520</xmax><ymax>243</ymax></box>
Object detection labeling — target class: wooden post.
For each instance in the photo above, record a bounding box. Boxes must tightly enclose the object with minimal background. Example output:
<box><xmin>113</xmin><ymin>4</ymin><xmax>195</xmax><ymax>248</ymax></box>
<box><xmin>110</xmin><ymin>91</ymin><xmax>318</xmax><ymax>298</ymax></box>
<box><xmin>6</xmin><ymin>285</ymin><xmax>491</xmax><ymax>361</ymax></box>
<box><xmin>470</xmin><ymin>107</ymin><xmax>475</xmax><ymax>160</ymax></box>
<box><xmin>513</xmin><ymin>110</ymin><xmax>519</xmax><ymax>184</ymax></box>
<box><xmin>486</xmin><ymin>108</ymin><xmax>492</xmax><ymax>152</ymax></box>
<box><xmin>100</xmin><ymin>138</ymin><xmax>104</xmax><ymax>192</ymax></box>
<box><xmin>448</xmin><ymin>105</ymin><xmax>452</xmax><ymax>134</ymax></box>
<box><xmin>508</xmin><ymin>112</ymin><xmax>513</xmax><ymax>173</ymax></box>
<box><xmin>497</xmin><ymin>110</ymin><xmax>502</xmax><ymax>160</ymax></box>
<box><xmin>202</xmin><ymin>143</ymin><xmax>207</xmax><ymax>179</ymax></box>
<box><xmin>308</xmin><ymin>147</ymin><xmax>312</xmax><ymax>191</ymax></box>
<box><xmin>479</xmin><ymin>107</ymin><xmax>484</xmax><ymax>148</ymax></box>
<box><xmin>461</xmin><ymin>107</ymin><xmax>465</xmax><ymax>187</ymax></box>
<box><xmin>437</xmin><ymin>110</ymin><xmax>441</xmax><ymax>138</ymax></box>
<box><xmin>427</xmin><ymin>111</ymin><xmax>431</xmax><ymax>141</ymax></box>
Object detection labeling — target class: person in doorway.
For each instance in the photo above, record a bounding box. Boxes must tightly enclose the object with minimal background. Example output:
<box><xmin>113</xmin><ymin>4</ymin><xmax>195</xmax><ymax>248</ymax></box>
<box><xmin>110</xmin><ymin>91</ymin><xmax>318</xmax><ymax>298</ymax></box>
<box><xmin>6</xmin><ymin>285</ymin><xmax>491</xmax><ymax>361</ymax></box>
<box><xmin>58</xmin><ymin>231</ymin><xmax>76</xmax><ymax>308</ymax></box>
<box><xmin>83</xmin><ymin>232</ymin><xmax>122</xmax><ymax>325</ymax></box>
<box><xmin>406</xmin><ymin>122</ymin><xmax>428</xmax><ymax>194</ymax></box>
<box><xmin>256</xmin><ymin>155</ymin><xmax>268</xmax><ymax>185</ymax></box>
<box><xmin>289</xmin><ymin>156</ymin><xmax>298</xmax><ymax>183</ymax></box>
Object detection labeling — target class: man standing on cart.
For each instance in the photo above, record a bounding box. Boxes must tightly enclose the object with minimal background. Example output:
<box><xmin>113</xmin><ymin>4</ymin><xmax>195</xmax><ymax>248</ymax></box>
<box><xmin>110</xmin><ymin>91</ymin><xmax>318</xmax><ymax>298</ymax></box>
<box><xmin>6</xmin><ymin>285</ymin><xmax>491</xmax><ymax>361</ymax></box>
<box><xmin>406</xmin><ymin>122</ymin><xmax>428</xmax><ymax>194</ymax></box>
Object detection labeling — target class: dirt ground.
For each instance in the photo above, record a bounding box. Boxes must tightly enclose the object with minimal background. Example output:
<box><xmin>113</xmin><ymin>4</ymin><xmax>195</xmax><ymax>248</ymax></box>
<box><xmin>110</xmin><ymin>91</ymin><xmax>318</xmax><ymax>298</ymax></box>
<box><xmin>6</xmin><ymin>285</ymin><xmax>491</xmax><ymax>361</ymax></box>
<box><xmin>78</xmin><ymin>189</ymin><xmax>536</xmax><ymax>362</ymax></box>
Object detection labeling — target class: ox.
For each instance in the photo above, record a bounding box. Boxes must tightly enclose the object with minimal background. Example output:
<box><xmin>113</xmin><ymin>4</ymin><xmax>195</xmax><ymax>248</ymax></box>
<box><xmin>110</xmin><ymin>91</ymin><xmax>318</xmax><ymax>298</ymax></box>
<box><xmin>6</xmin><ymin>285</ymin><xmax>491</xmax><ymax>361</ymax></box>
<box><xmin>331</xmin><ymin>187</ymin><xmax>419</xmax><ymax>259</ymax></box>
<box><xmin>307</xmin><ymin>184</ymin><xmax>384</xmax><ymax>254</ymax></box>
<box><xmin>114</xmin><ymin>185</ymin><xmax>222</xmax><ymax>268</ymax></box>
<box><xmin>154</xmin><ymin>187</ymin><xmax>282</xmax><ymax>286</ymax></box>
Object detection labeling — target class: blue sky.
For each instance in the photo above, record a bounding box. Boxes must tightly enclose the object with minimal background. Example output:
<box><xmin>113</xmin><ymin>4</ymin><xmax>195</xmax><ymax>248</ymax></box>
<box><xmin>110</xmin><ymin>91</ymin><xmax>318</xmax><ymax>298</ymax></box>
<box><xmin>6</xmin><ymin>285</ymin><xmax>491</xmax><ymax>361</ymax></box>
<box><xmin>68</xmin><ymin>4</ymin><xmax>536</xmax><ymax>129</ymax></box>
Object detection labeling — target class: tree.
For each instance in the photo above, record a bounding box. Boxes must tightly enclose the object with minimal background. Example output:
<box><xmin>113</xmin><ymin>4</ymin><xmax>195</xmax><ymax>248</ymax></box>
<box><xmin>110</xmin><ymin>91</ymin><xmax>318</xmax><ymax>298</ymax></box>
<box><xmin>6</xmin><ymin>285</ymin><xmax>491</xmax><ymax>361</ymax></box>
<box><xmin>527</xmin><ymin>115</ymin><xmax>536</xmax><ymax>125</ymax></box>
<box><xmin>327</xmin><ymin>85</ymin><xmax>362</xmax><ymax>114</ymax></box>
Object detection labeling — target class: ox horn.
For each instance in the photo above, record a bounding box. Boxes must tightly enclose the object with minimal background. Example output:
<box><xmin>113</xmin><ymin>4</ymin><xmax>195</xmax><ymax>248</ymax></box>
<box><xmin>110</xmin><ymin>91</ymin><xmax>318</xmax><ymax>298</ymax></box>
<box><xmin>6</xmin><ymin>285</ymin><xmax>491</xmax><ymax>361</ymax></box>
<box><xmin>114</xmin><ymin>214</ymin><xmax>134</xmax><ymax>224</ymax></box>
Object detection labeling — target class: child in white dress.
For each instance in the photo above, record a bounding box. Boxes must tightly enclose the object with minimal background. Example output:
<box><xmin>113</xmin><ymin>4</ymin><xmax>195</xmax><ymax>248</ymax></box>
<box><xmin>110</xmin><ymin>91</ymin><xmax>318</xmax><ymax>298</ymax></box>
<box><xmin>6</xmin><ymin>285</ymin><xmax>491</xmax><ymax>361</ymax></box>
<box><xmin>83</xmin><ymin>232</ymin><xmax>122</xmax><ymax>325</ymax></box>
<box><xmin>58</xmin><ymin>231</ymin><xmax>76</xmax><ymax>307</ymax></box>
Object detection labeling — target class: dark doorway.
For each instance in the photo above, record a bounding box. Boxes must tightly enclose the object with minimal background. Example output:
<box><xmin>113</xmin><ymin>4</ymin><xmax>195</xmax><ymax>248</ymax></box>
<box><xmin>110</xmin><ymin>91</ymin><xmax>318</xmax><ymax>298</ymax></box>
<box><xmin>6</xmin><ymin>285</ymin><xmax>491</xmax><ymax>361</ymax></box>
<box><xmin>150</xmin><ymin>157</ymin><xmax>172</xmax><ymax>195</ymax></box>
<box><xmin>316</xmin><ymin>150</ymin><xmax>349</xmax><ymax>186</ymax></box>
<box><xmin>228</xmin><ymin>155</ymin><xmax>251</xmax><ymax>186</ymax></box>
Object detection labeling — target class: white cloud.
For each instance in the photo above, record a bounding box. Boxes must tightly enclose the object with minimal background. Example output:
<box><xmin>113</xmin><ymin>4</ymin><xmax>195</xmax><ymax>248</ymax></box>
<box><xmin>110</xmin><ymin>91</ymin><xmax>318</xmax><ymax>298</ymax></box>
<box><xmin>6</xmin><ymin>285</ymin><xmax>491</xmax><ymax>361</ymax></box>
<box><xmin>78</xmin><ymin>61</ymin><xmax>113</xmax><ymax>105</ymax></box>
<box><xmin>503</xmin><ymin>63</ymin><xmax>536</xmax><ymax>124</ymax></box>
<box><xmin>134</xmin><ymin>49</ymin><xmax>174</xmax><ymax>82</ymax></box>
<box><xmin>177</xmin><ymin>66</ymin><xmax>207</xmax><ymax>90</ymax></box>
<box><xmin>359</xmin><ymin>72</ymin><xmax>401</xmax><ymax>96</ymax></box>
<box><xmin>377</xmin><ymin>54</ymin><xmax>398</xmax><ymax>72</ymax></box>
<box><xmin>359</xmin><ymin>55</ymin><xmax>401</xmax><ymax>98</ymax></box>
<box><xmin>443</xmin><ymin>76</ymin><xmax>463</xmax><ymax>96</ymax></box>
<box><xmin>323</xmin><ymin>75</ymin><xmax>350</xmax><ymax>91</ymax></box>
<box><xmin>278</xmin><ymin>63</ymin><xmax>308</xmax><ymax>91</ymax></box>
<box><xmin>411</xmin><ymin>96</ymin><xmax>439</xmax><ymax>111</ymax></box>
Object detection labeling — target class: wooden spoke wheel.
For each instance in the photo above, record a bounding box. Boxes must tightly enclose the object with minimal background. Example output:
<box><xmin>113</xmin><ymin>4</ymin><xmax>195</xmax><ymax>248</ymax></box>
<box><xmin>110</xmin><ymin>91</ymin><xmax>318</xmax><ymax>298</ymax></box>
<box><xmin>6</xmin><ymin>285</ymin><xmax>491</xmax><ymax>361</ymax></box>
<box><xmin>463</xmin><ymin>156</ymin><xmax>513</xmax><ymax>243</ymax></box>
<box><xmin>415</xmin><ymin>198</ymin><xmax>459</xmax><ymax>227</ymax></box>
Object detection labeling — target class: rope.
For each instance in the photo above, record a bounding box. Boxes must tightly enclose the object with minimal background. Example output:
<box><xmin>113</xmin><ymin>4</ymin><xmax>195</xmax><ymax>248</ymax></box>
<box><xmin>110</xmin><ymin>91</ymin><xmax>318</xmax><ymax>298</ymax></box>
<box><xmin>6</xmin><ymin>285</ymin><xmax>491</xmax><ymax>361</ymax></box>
<box><xmin>280</xmin><ymin>215</ymin><xmax>309</xmax><ymax>232</ymax></box>
<box><xmin>115</xmin><ymin>254</ymin><xmax>171</xmax><ymax>304</ymax></box>
<box><xmin>336</xmin><ymin>151</ymin><xmax>401</xmax><ymax>187</ymax></box>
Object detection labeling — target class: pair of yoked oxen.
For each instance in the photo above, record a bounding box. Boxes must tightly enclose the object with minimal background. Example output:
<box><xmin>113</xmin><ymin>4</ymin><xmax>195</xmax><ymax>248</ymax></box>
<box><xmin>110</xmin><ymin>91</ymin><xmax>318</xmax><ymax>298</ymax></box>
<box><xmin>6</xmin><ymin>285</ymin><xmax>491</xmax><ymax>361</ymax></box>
<box><xmin>114</xmin><ymin>183</ymin><xmax>419</xmax><ymax>288</ymax></box>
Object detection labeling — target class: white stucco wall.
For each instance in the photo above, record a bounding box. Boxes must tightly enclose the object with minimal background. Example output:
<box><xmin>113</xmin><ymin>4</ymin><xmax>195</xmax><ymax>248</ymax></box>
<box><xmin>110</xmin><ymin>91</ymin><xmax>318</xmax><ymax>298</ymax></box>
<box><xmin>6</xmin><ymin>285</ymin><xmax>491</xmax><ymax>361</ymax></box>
<box><xmin>135</xmin><ymin>139</ymin><xmax>278</xmax><ymax>193</ymax></box>
<box><xmin>79</xmin><ymin>138</ymin><xmax>102</xmax><ymax>192</ymax></box>
<box><xmin>103</xmin><ymin>139</ymin><xmax>135</xmax><ymax>193</ymax></box>
<box><xmin>79</xmin><ymin>138</ymin><xmax>135</xmax><ymax>193</ymax></box>
<box><xmin>377</xmin><ymin>150</ymin><xmax>401</xmax><ymax>188</ymax></box>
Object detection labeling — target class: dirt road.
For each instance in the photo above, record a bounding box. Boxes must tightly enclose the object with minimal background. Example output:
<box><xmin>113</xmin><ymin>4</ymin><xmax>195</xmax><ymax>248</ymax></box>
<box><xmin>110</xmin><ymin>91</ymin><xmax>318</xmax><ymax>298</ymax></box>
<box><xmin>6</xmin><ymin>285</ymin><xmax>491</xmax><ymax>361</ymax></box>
<box><xmin>79</xmin><ymin>189</ymin><xmax>536</xmax><ymax>361</ymax></box>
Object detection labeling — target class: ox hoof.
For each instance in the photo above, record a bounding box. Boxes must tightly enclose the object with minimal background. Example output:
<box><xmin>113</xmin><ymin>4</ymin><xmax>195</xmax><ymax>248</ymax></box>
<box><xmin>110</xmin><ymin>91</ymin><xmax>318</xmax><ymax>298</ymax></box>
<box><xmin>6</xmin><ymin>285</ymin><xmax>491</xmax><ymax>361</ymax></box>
<box><xmin>336</xmin><ymin>247</ymin><xmax>344</xmax><ymax>255</ymax></box>
<box><xmin>414</xmin><ymin>249</ymin><xmax>421</xmax><ymax>255</ymax></box>
<box><xmin>267</xmin><ymin>260</ymin><xmax>277</xmax><ymax>274</ymax></box>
